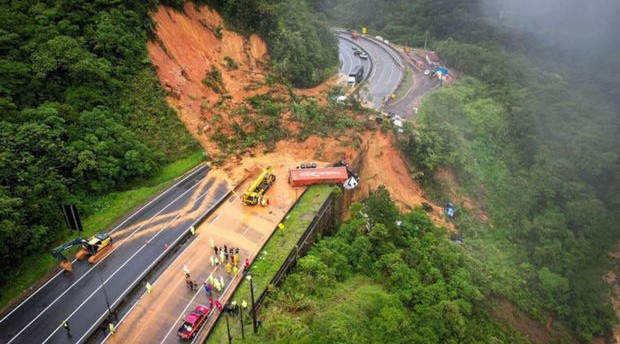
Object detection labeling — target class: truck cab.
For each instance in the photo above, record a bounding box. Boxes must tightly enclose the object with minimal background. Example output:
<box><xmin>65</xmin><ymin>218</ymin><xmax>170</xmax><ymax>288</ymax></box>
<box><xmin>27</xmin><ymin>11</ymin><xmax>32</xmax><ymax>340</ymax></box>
<box><xmin>348</xmin><ymin>65</ymin><xmax>364</xmax><ymax>87</ymax></box>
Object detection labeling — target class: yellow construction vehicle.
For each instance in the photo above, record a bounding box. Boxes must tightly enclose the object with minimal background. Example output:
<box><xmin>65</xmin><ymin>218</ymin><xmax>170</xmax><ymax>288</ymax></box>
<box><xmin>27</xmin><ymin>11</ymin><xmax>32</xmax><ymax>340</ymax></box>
<box><xmin>242</xmin><ymin>167</ymin><xmax>276</xmax><ymax>206</ymax></box>
<box><xmin>51</xmin><ymin>232</ymin><xmax>113</xmax><ymax>272</ymax></box>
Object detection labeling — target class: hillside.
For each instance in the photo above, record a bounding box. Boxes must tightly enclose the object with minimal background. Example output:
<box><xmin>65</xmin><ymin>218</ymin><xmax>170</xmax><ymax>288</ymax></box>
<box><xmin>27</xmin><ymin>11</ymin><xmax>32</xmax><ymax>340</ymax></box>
<box><xmin>0</xmin><ymin>0</ymin><xmax>199</xmax><ymax>290</ymax></box>
<box><xmin>0</xmin><ymin>0</ymin><xmax>616</xmax><ymax>342</ymax></box>
<box><xmin>146</xmin><ymin>4</ymin><xmax>451</xmax><ymax>227</ymax></box>
<box><xmin>322</xmin><ymin>0</ymin><xmax>620</xmax><ymax>342</ymax></box>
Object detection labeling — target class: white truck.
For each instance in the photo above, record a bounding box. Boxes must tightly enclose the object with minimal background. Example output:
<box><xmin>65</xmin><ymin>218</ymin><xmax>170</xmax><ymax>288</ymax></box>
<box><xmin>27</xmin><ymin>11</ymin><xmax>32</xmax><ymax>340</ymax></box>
<box><xmin>347</xmin><ymin>65</ymin><xmax>364</xmax><ymax>87</ymax></box>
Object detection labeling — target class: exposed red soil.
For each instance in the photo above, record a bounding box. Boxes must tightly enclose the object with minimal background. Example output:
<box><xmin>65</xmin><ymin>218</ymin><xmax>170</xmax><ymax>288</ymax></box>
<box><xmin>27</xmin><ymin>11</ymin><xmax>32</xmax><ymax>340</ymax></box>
<box><xmin>147</xmin><ymin>4</ymin><xmax>456</xmax><ymax>231</ymax></box>
<box><xmin>148</xmin><ymin>4</ymin><xmax>270</xmax><ymax>155</ymax></box>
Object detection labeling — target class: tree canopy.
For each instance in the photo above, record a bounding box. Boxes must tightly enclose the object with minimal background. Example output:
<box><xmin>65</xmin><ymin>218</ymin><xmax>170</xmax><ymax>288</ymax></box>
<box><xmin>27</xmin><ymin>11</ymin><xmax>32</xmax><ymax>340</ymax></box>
<box><xmin>0</xmin><ymin>0</ymin><xmax>199</xmax><ymax>283</ymax></box>
<box><xmin>325</xmin><ymin>0</ymin><xmax>619</xmax><ymax>341</ymax></box>
<box><xmin>251</xmin><ymin>187</ymin><xmax>526</xmax><ymax>343</ymax></box>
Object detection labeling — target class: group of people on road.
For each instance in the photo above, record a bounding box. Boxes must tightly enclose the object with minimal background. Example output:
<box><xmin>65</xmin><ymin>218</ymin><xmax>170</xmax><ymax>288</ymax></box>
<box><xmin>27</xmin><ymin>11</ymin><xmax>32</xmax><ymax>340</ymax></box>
<box><xmin>208</xmin><ymin>241</ymin><xmax>252</xmax><ymax>278</ymax></box>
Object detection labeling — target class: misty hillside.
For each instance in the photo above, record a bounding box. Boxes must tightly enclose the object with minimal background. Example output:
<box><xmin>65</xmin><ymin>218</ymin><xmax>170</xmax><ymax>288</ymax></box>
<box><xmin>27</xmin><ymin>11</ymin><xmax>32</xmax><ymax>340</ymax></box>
<box><xmin>326</xmin><ymin>0</ymin><xmax>620</xmax><ymax>341</ymax></box>
<box><xmin>0</xmin><ymin>0</ymin><xmax>618</xmax><ymax>343</ymax></box>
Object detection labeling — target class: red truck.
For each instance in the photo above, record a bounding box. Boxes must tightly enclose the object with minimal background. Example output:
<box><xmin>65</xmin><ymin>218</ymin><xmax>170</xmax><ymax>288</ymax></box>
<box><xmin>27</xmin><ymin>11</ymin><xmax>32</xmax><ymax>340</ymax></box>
<box><xmin>289</xmin><ymin>166</ymin><xmax>349</xmax><ymax>187</ymax></box>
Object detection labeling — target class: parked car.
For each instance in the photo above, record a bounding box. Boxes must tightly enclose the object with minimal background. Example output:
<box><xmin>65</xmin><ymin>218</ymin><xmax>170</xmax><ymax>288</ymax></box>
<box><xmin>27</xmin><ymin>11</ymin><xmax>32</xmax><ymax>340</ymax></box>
<box><xmin>424</xmin><ymin>69</ymin><xmax>431</xmax><ymax>76</ymax></box>
<box><xmin>352</xmin><ymin>46</ymin><xmax>358</xmax><ymax>51</ymax></box>
<box><xmin>353</xmin><ymin>50</ymin><xmax>362</xmax><ymax>56</ymax></box>
<box><xmin>177</xmin><ymin>305</ymin><xmax>210</xmax><ymax>340</ymax></box>
<box><xmin>359</xmin><ymin>53</ymin><xmax>369</xmax><ymax>59</ymax></box>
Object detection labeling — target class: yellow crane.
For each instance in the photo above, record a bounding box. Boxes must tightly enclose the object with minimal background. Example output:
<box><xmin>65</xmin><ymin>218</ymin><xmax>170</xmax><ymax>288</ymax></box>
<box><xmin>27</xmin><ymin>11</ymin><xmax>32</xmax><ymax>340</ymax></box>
<box><xmin>242</xmin><ymin>167</ymin><xmax>276</xmax><ymax>206</ymax></box>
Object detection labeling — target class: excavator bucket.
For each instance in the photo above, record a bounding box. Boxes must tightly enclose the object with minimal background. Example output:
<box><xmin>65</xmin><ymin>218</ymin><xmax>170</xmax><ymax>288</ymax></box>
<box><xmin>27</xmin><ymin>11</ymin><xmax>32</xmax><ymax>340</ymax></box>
<box><xmin>60</xmin><ymin>260</ymin><xmax>73</xmax><ymax>273</ymax></box>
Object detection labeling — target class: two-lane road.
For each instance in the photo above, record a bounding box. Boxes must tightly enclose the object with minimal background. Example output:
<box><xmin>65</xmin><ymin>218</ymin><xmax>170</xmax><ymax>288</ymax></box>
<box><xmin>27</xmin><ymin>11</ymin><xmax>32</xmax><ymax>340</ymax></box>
<box><xmin>339</xmin><ymin>38</ymin><xmax>371</xmax><ymax>80</ymax></box>
<box><xmin>0</xmin><ymin>164</ymin><xmax>230</xmax><ymax>344</ymax></box>
<box><xmin>338</xmin><ymin>34</ymin><xmax>404</xmax><ymax>109</ymax></box>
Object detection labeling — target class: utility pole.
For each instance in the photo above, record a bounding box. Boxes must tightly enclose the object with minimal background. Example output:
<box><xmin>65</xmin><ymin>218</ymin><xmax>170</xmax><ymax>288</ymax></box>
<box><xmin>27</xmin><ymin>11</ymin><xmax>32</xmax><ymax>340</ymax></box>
<box><xmin>225</xmin><ymin>314</ymin><xmax>232</xmax><ymax>344</ymax></box>
<box><xmin>96</xmin><ymin>270</ymin><xmax>112</xmax><ymax>316</ymax></box>
<box><xmin>246</xmin><ymin>274</ymin><xmax>258</xmax><ymax>334</ymax></box>
<box><xmin>239</xmin><ymin>303</ymin><xmax>245</xmax><ymax>339</ymax></box>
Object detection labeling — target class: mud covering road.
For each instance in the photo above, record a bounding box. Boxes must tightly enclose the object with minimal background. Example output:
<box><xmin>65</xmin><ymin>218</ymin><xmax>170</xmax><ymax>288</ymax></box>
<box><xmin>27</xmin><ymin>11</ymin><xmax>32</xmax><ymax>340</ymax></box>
<box><xmin>0</xmin><ymin>164</ymin><xmax>230</xmax><ymax>344</ymax></box>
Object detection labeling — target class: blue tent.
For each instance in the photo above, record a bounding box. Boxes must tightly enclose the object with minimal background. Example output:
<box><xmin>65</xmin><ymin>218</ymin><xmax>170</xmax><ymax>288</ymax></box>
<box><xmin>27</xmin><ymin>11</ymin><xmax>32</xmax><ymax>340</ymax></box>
<box><xmin>436</xmin><ymin>67</ymin><xmax>449</xmax><ymax>75</ymax></box>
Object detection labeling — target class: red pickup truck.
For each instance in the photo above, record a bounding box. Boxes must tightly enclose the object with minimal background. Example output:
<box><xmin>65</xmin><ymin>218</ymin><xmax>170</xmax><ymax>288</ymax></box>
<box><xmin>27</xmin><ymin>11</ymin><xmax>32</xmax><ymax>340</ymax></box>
<box><xmin>177</xmin><ymin>305</ymin><xmax>210</xmax><ymax>340</ymax></box>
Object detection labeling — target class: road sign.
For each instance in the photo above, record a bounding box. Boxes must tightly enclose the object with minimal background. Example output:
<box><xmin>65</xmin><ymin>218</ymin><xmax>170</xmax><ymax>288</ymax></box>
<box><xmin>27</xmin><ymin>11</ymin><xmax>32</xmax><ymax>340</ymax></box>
<box><xmin>60</xmin><ymin>204</ymin><xmax>83</xmax><ymax>232</ymax></box>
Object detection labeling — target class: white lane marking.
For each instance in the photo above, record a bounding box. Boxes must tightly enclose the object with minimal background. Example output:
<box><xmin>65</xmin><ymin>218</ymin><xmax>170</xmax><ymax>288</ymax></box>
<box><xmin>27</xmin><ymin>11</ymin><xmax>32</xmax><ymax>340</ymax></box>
<box><xmin>8</xmin><ymin>175</ymin><xmax>212</xmax><ymax>344</ymax></box>
<box><xmin>340</xmin><ymin>40</ymin><xmax>354</xmax><ymax>75</ymax></box>
<box><xmin>187</xmin><ymin>273</ymin><xmax>238</xmax><ymax>344</ymax></box>
<box><xmin>41</xmin><ymin>186</ymin><xmax>218</xmax><ymax>344</ymax></box>
<box><xmin>158</xmin><ymin>281</ymin><xmax>204</xmax><ymax>344</ymax></box>
<box><xmin>0</xmin><ymin>163</ymin><xmax>207</xmax><ymax>325</ymax></box>
<box><xmin>85</xmin><ymin>188</ymin><xmax>230</xmax><ymax>344</ymax></box>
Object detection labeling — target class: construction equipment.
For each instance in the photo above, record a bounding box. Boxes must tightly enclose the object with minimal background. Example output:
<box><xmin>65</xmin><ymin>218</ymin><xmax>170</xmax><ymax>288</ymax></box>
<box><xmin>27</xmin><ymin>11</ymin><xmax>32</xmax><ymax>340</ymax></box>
<box><xmin>51</xmin><ymin>232</ymin><xmax>113</xmax><ymax>272</ymax></box>
<box><xmin>242</xmin><ymin>167</ymin><xmax>276</xmax><ymax>206</ymax></box>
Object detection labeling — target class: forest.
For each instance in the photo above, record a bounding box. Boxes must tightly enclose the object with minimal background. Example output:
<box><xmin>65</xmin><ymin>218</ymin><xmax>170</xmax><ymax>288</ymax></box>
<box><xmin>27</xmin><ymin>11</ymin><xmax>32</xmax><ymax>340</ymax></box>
<box><xmin>0</xmin><ymin>0</ymin><xmax>335</xmax><ymax>293</ymax></box>
<box><xmin>243</xmin><ymin>188</ymin><xmax>528</xmax><ymax>343</ymax></box>
<box><xmin>1</xmin><ymin>0</ymin><xmax>618</xmax><ymax>342</ymax></box>
<box><xmin>319</xmin><ymin>0</ymin><xmax>620</xmax><ymax>341</ymax></box>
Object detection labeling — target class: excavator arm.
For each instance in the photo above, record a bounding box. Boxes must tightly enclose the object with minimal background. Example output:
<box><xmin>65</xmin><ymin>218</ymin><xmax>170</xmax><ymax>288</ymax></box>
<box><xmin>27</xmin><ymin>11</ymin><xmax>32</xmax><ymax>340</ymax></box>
<box><xmin>51</xmin><ymin>238</ymin><xmax>86</xmax><ymax>272</ymax></box>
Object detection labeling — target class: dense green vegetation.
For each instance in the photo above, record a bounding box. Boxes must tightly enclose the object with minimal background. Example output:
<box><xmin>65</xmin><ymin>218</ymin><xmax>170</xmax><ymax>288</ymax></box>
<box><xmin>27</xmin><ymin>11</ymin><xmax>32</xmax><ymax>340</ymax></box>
<box><xmin>0</xmin><ymin>0</ymin><xmax>339</xmax><ymax>298</ymax></box>
<box><xmin>240</xmin><ymin>187</ymin><xmax>525</xmax><ymax>343</ymax></box>
<box><xmin>0</xmin><ymin>151</ymin><xmax>203</xmax><ymax>308</ymax></box>
<box><xmin>0</xmin><ymin>0</ymin><xmax>201</xmax><ymax>290</ymax></box>
<box><xmin>198</xmin><ymin>0</ymin><xmax>339</xmax><ymax>88</ymax></box>
<box><xmin>320</xmin><ymin>0</ymin><xmax>620</xmax><ymax>341</ymax></box>
<box><xmin>207</xmin><ymin>90</ymin><xmax>363</xmax><ymax>164</ymax></box>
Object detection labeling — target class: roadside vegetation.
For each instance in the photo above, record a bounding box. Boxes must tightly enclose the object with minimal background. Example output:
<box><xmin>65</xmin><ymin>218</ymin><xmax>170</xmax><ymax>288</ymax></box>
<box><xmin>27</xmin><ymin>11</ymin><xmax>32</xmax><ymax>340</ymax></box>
<box><xmin>322</xmin><ymin>0</ymin><xmax>620</xmax><ymax>341</ymax></box>
<box><xmin>0</xmin><ymin>151</ymin><xmax>204</xmax><ymax>308</ymax></box>
<box><xmin>0</xmin><ymin>0</ymin><xmax>206</xmax><ymax>298</ymax></box>
<box><xmin>239</xmin><ymin>187</ymin><xmax>527</xmax><ymax>343</ymax></box>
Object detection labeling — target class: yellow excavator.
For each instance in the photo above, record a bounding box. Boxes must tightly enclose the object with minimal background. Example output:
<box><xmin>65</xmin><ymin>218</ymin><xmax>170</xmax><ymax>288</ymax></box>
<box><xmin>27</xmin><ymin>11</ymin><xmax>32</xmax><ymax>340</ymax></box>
<box><xmin>242</xmin><ymin>167</ymin><xmax>276</xmax><ymax>206</ymax></box>
<box><xmin>51</xmin><ymin>232</ymin><xmax>113</xmax><ymax>272</ymax></box>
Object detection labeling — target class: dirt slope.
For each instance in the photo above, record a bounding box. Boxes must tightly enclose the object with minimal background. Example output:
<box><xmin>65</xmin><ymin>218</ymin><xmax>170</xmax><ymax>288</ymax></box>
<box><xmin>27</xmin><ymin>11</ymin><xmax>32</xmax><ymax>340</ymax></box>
<box><xmin>146</xmin><ymin>3</ymin><xmax>451</xmax><ymax>229</ymax></box>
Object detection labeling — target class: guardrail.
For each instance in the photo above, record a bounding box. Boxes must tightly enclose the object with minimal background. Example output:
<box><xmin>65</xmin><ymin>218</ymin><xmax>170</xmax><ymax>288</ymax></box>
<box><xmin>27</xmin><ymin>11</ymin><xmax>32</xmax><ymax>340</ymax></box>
<box><xmin>336</xmin><ymin>34</ymin><xmax>373</xmax><ymax>102</ymax></box>
<box><xmin>252</xmin><ymin>193</ymin><xmax>335</xmax><ymax>313</ymax></box>
<box><xmin>85</xmin><ymin>181</ymin><xmax>233</xmax><ymax>343</ymax></box>
<box><xmin>336</xmin><ymin>30</ymin><xmax>405</xmax><ymax>110</ymax></box>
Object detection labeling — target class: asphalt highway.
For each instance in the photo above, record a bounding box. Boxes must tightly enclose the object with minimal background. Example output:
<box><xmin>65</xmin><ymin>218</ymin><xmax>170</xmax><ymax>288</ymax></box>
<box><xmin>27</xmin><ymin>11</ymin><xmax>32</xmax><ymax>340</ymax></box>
<box><xmin>384</xmin><ymin>53</ymin><xmax>441</xmax><ymax>119</ymax></box>
<box><xmin>338</xmin><ymin>38</ymin><xmax>371</xmax><ymax>81</ymax></box>
<box><xmin>0</xmin><ymin>164</ymin><xmax>230</xmax><ymax>344</ymax></box>
<box><xmin>338</xmin><ymin>33</ymin><xmax>404</xmax><ymax>109</ymax></box>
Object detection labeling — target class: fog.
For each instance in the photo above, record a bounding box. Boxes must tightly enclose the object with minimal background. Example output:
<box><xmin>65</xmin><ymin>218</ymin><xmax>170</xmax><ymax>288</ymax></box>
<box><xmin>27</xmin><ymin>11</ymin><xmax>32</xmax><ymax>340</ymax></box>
<box><xmin>481</xmin><ymin>0</ymin><xmax>620</xmax><ymax>61</ymax></box>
